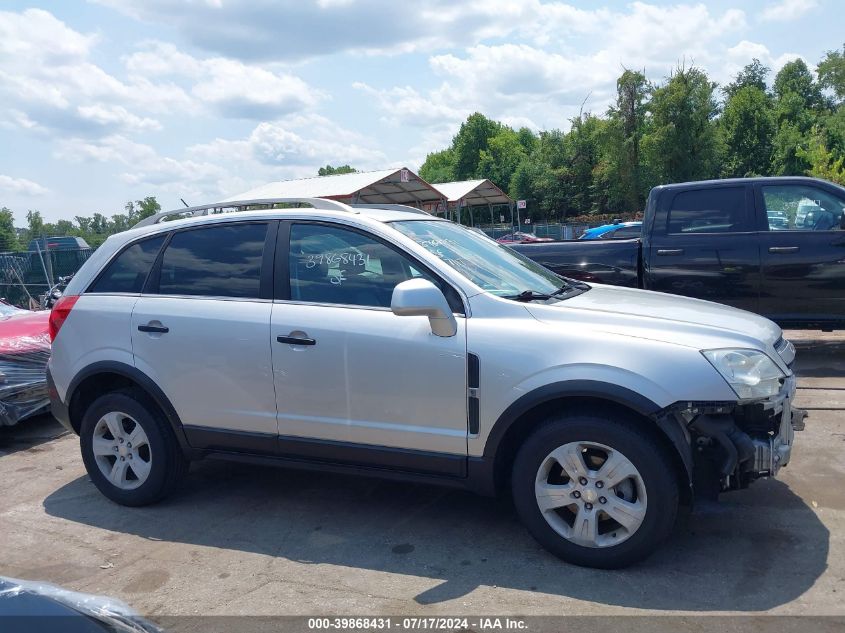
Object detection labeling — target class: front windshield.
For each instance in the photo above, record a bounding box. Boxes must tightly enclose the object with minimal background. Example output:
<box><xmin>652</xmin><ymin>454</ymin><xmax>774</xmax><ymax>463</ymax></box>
<box><xmin>392</xmin><ymin>219</ymin><xmax>566</xmax><ymax>297</ymax></box>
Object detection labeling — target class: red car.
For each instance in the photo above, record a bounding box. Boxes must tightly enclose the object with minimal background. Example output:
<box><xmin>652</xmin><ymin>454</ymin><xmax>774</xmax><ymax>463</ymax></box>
<box><xmin>0</xmin><ymin>302</ymin><xmax>51</xmax><ymax>426</ymax></box>
<box><xmin>496</xmin><ymin>231</ymin><xmax>554</xmax><ymax>244</ymax></box>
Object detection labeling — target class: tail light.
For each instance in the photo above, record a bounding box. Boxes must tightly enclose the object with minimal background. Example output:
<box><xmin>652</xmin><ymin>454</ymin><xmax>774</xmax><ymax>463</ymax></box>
<box><xmin>49</xmin><ymin>295</ymin><xmax>80</xmax><ymax>342</ymax></box>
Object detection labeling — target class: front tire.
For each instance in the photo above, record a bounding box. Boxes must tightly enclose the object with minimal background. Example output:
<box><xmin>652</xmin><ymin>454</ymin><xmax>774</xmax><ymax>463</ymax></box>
<box><xmin>511</xmin><ymin>411</ymin><xmax>679</xmax><ymax>568</ymax></box>
<box><xmin>80</xmin><ymin>390</ymin><xmax>188</xmax><ymax>506</ymax></box>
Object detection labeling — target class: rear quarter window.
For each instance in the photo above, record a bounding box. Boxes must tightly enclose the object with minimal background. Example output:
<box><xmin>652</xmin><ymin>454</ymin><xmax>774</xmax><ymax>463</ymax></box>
<box><xmin>157</xmin><ymin>223</ymin><xmax>268</xmax><ymax>298</ymax></box>
<box><xmin>88</xmin><ymin>235</ymin><xmax>166</xmax><ymax>293</ymax></box>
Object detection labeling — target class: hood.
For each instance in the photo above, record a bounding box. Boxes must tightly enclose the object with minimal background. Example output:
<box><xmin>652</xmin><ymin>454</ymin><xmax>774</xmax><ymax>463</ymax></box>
<box><xmin>0</xmin><ymin>310</ymin><xmax>50</xmax><ymax>354</ymax></box>
<box><xmin>525</xmin><ymin>284</ymin><xmax>782</xmax><ymax>352</ymax></box>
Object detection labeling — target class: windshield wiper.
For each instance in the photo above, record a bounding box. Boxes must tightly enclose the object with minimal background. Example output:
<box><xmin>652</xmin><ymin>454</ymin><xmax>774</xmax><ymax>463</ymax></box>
<box><xmin>505</xmin><ymin>290</ymin><xmax>554</xmax><ymax>302</ymax></box>
<box><xmin>506</xmin><ymin>279</ymin><xmax>591</xmax><ymax>302</ymax></box>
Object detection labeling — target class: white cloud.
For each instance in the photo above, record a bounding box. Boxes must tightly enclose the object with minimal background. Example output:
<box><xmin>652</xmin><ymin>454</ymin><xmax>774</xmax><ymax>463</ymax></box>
<box><xmin>360</xmin><ymin>2</ymin><xmax>748</xmax><ymax>137</ymax></box>
<box><xmin>0</xmin><ymin>10</ymin><xmax>322</xmax><ymax>142</ymax></box>
<box><xmin>726</xmin><ymin>41</ymin><xmax>804</xmax><ymax>77</ymax></box>
<box><xmin>53</xmin><ymin>113</ymin><xmax>386</xmax><ymax>202</ymax></box>
<box><xmin>0</xmin><ymin>174</ymin><xmax>48</xmax><ymax>196</ymax></box>
<box><xmin>91</xmin><ymin>0</ymin><xmax>536</xmax><ymax>60</ymax></box>
<box><xmin>761</xmin><ymin>0</ymin><xmax>818</xmax><ymax>22</ymax></box>
<box><xmin>353</xmin><ymin>83</ymin><xmax>468</xmax><ymax>128</ymax></box>
<box><xmin>125</xmin><ymin>41</ymin><xmax>323</xmax><ymax>119</ymax></box>
<box><xmin>0</xmin><ymin>9</ymin><xmax>190</xmax><ymax>136</ymax></box>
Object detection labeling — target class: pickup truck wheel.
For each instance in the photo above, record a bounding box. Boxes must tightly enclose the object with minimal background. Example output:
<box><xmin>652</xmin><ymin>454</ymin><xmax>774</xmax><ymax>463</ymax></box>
<box><xmin>80</xmin><ymin>390</ymin><xmax>188</xmax><ymax>507</ymax></box>
<box><xmin>511</xmin><ymin>413</ymin><xmax>678</xmax><ymax>568</ymax></box>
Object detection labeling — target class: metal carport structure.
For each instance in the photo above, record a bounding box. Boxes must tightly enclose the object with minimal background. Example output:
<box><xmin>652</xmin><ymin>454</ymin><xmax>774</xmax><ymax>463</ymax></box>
<box><xmin>429</xmin><ymin>179</ymin><xmax>514</xmax><ymax>228</ymax></box>
<box><xmin>221</xmin><ymin>168</ymin><xmax>444</xmax><ymax>209</ymax></box>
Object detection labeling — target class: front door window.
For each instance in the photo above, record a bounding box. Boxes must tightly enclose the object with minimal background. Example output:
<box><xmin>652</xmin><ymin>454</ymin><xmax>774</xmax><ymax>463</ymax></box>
<box><xmin>762</xmin><ymin>185</ymin><xmax>845</xmax><ymax>232</ymax></box>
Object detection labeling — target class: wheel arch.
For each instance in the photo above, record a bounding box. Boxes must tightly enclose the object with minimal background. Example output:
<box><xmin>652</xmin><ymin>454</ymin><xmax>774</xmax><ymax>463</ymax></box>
<box><xmin>477</xmin><ymin>381</ymin><xmax>692</xmax><ymax>503</ymax></box>
<box><xmin>66</xmin><ymin>361</ymin><xmax>195</xmax><ymax>457</ymax></box>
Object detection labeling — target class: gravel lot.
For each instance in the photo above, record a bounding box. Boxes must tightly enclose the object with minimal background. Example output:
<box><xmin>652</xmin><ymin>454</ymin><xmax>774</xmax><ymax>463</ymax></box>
<box><xmin>1</xmin><ymin>331</ymin><xmax>843</xmax><ymax>620</ymax></box>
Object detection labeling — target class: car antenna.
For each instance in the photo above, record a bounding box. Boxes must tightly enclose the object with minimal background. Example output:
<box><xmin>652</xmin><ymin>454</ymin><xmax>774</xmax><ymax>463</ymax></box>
<box><xmin>180</xmin><ymin>198</ymin><xmax>190</xmax><ymax>208</ymax></box>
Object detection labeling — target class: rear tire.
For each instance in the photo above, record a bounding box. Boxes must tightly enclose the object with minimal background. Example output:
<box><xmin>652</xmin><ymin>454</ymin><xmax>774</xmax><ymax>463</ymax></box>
<box><xmin>80</xmin><ymin>389</ymin><xmax>188</xmax><ymax>506</ymax></box>
<box><xmin>511</xmin><ymin>411</ymin><xmax>678</xmax><ymax>568</ymax></box>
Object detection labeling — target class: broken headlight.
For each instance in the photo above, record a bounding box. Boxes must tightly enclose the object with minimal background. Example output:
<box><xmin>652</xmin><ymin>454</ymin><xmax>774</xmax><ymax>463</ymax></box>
<box><xmin>702</xmin><ymin>348</ymin><xmax>784</xmax><ymax>400</ymax></box>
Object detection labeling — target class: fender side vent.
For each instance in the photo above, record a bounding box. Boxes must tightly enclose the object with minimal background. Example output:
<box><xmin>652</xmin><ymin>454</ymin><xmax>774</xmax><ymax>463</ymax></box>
<box><xmin>468</xmin><ymin>353</ymin><xmax>479</xmax><ymax>389</ymax></box>
<box><xmin>468</xmin><ymin>396</ymin><xmax>480</xmax><ymax>435</ymax></box>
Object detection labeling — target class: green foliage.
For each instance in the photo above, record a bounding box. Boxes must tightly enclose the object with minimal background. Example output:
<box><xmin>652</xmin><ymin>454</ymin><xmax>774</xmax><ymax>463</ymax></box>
<box><xmin>417</xmin><ymin>51</ymin><xmax>844</xmax><ymax>221</ymax></box>
<box><xmin>0</xmin><ymin>208</ymin><xmax>18</xmax><ymax>252</ymax></box>
<box><xmin>720</xmin><ymin>85</ymin><xmax>774</xmax><ymax>177</ymax></box>
<box><xmin>317</xmin><ymin>164</ymin><xmax>357</xmax><ymax>176</ymax></box>
<box><xmin>724</xmin><ymin>59</ymin><xmax>770</xmax><ymax>98</ymax></box>
<box><xmin>10</xmin><ymin>197</ymin><xmax>162</xmax><ymax>252</ymax></box>
<box><xmin>818</xmin><ymin>45</ymin><xmax>845</xmax><ymax>103</ymax></box>
<box><xmin>419</xmin><ymin>149</ymin><xmax>456</xmax><ymax>183</ymax></box>
<box><xmin>451</xmin><ymin>113</ymin><xmax>502</xmax><ymax>180</ymax></box>
<box><xmin>799</xmin><ymin>126</ymin><xmax>845</xmax><ymax>185</ymax></box>
<box><xmin>774</xmin><ymin>59</ymin><xmax>826</xmax><ymax>109</ymax></box>
<box><xmin>477</xmin><ymin>128</ymin><xmax>527</xmax><ymax>190</ymax></box>
<box><xmin>603</xmin><ymin>69</ymin><xmax>652</xmax><ymax>212</ymax></box>
<box><xmin>641</xmin><ymin>65</ymin><xmax>720</xmax><ymax>184</ymax></box>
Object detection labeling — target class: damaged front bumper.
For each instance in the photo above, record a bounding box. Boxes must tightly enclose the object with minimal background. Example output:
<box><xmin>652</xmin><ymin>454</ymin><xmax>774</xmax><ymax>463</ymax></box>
<box><xmin>749</xmin><ymin>373</ymin><xmax>800</xmax><ymax>477</ymax></box>
<box><xmin>678</xmin><ymin>372</ymin><xmax>805</xmax><ymax>492</ymax></box>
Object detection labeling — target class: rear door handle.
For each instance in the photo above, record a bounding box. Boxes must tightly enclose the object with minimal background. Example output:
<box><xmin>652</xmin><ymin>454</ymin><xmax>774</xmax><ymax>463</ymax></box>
<box><xmin>138</xmin><ymin>324</ymin><xmax>169</xmax><ymax>333</ymax></box>
<box><xmin>768</xmin><ymin>246</ymin><xmax>800</xmax><ymax>254</ymax></box>
<box><xmin>657</xmin><ymin>249</ymin><xmax>684</xmax><ymax>256</ymax></box>
<box><xmin>277</xmin><ymin>335</ymin><xmax>316</xmax><ymax>346</ymax></box>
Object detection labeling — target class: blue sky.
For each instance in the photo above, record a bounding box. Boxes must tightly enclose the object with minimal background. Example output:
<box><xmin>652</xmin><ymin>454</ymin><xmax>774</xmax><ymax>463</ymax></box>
<box><xmin>0</xmin><ymin>0</ymin><xmax>841</xmax><ymax>224</ymax></box>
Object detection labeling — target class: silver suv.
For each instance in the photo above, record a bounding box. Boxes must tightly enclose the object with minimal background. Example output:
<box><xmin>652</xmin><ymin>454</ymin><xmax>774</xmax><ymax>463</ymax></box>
<box><xmin>47</xmin><ymin>198</ymin><xmax>802</xmax><ymax>568</ymax></box>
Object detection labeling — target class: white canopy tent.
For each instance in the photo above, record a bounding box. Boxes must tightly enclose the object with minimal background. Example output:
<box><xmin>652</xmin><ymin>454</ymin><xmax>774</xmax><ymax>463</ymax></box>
<box><xmin>221</xmin><ymin>168</ymin><xmax>444</xmax><ymax>208</ymax></box>
<box><xmin>430</xmin><ymin>179</ymin><xmax>514</xmax><ymax>227</ymax></box>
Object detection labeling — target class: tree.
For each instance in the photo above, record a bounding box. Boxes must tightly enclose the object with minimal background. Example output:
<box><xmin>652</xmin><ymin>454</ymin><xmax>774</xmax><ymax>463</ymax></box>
<box><xmin>799</xmin><ymin>126</ymin><xmax>845</xmax><ymax>184</ymax></box>
<box><xmin>605</xmin><ymin>69</ymin><xmax>651</xmax><ymax>211</ymax></box>
<box><xmin>135</xmin><ymin>196</ymin><xmax>161</xmax><ymax>222</ymax></box>
<box><xmin>452</xmin><ymin>113</ymin><xmax>502</xmax><ymax>180</ymax></box>
<box><xmin>771</xmin><ymin>60</ymin><xmax>826</xmax><ymax>175</ymax></box>
<box><xmin>317</xmin><ymin>164</ymin><xmax>357</xmax><ymax>176</ymax></box>
<box><xmin>720</xmin><ymin>85</ymin><xmax>774</xmax><ymax>177</ymax></box>
<box><xmin>641</xmin><ymin>65</ymin><xmax>720</xmax><ymax>184</ymax></box>
<box><xmin>419</xmin><ymin>149</ymin><xmax>456</xmax><ymax>183</ymax></box>
<box><xmin>724</xmin><ymin>59</ymin><xmax>770</xmax><ymax>98</ymax></box>
<box><xmin>0</xmin><ymin>208</ymin><xmax>18</xmax><ymax>252</ymax></box>
<box><xmin>818</xmin><ymin>45</ymin><xmax>845</xmax><ymax>103</ymax></box>
<box><xmin>477</xmin><ymin>128</ymin><xmax>527</xmax><ymax>190</ymax></box>
<box><xmin>26</xmin><ymin>209</ymin><xmax>44</xmax><ymax>237</ymax></box>
<box><xmin>774</xmin><ymin>59</ymin><xmax>825</xmax><ymax>110</ymax></box>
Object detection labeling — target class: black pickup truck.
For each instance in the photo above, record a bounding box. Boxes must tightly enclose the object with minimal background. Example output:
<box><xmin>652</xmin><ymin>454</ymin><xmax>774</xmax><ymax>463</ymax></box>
<box><xmin>514</xmin><ymin>177</ymin><xmax>845</xmax><ymax>329</ymax></box>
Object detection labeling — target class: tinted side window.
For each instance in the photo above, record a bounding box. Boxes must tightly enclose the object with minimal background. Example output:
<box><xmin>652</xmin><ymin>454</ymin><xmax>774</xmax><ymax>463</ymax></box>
<box><xmin>611</xmin><ymin>226</ymin><xmax>642</xmax><ymax>239</ymax></box>
<box><xmin>90</xmin><ymin>236</ymin><xmax>165</xmax><ymax>293</ymax></box>
<box><xmin>158</xmin><ymin>223</ymin><xmax>268</xmax><ymax>298</ymax></box>
<box><xmin>762</xmin><ymin>185</ymin><xmax>845</xmax><ymax>231</ymax></box>
<box><xmin>289</xmin><ymin>224</ymin><xmax>437</xmax><ymax>308</ymax></box>
<box><xmin>666</xmin><ymin>187</ymin><xmax>748</xmax><ymax>234</ymax></box>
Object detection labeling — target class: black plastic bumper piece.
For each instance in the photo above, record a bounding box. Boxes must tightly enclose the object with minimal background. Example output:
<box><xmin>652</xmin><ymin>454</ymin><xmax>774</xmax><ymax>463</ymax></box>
<box><xmin>46</xmin><ymin>366</ymin><xmax>73</xmax><ymax>433</ymax></box>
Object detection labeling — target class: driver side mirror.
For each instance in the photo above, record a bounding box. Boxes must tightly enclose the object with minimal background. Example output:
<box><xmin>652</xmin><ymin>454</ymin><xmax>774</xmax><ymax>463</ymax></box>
<box><xmin>840</xmin><ymin>210</ymin><xmax>845</xmax><ymax>230</ymax></box>
<box><xmin>391</xmin><ymin>279</ymin><xmax>457</xmax><ymax>337</ymax></box>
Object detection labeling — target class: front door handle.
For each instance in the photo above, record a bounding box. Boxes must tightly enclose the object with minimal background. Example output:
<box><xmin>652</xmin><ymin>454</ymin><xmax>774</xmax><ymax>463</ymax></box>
<box><xmin>138</xmin><ymin>323</ymin><xmax>169</xmax><ymax>333</ymax></box>
<box><xmin>769</xmin><ymin>246</ymin><xmax>800</xmax><ymax>254</ymax></box>
<box><xmin>657</xmin><ymin>248</ymin><xmax>684</xmax><ymax>256</ymax></box>
<box><xmin>277</xmin><ymin>335</ymin><xmax>316</xmax><ymax>346</ymax></box>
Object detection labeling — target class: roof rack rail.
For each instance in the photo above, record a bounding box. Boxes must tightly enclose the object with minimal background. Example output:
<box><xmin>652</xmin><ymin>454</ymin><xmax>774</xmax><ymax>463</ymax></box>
<box><xmin>349</xmin><ymin>203</ymin><xmax>431</xmax><ymax>216</ymax></box>
<box><xmin>133</xmin><ymin>197</ymin><xmax>357</xmax><ymax>228</ymax></box>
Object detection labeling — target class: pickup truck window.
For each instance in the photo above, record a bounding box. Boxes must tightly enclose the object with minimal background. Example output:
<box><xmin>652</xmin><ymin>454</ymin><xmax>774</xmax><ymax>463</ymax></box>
<box><xmin>762</xmin><ymin>185</ymin><xmax>845</xmax><ymax>231</ymax></box>
<box><xmin>666</xmin><ymin>187</ymin><xmax>748</xmax><ymax>234</ymax></box>
<box><xmin>602</xmin><ymin>225</ymin><xmax>641</xmax><ymax>239</ymax></box>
